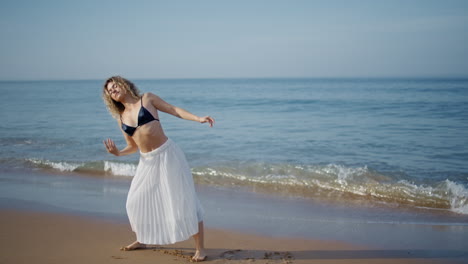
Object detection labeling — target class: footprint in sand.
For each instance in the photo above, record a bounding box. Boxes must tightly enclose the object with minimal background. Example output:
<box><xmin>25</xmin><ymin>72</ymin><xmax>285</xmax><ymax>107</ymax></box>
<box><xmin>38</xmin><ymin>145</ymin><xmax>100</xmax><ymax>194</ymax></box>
<box><xmin>156</xmin><ymin>249</ymin><xmax>193</xmax><ymax>261</ymax></box>
<box><xmin>220</xmin><ymin>249</ymin><xmax>243</xmax><ymax>260</ymax></box>
<box><xmin>220</xmin><ymin>249</ymin><xmax>294</xmax><ymax>263</ymax></box>
<box><xmin>111</xmin><ymin>255</ymin><xmax>126</xmax><ymax>260</ymax></box>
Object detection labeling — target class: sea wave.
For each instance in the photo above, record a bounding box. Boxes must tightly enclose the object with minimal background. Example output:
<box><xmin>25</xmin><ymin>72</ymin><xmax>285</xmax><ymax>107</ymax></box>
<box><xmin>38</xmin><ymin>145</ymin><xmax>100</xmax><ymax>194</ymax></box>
<box><xmin>192</xmin><ymin>163</ymin><xmax>468</xmax><ymax>215</ymax></box>
<box><xmin>103</xmin><ymin>161</ymin><xmax>137</xmax><ymax>176</ymax></box>
<box><xmin>22</xmin><ymin>158</ymin><xmax>468</xmax><ymax>215</ymax></box>
<box><xmin>25</xmin><ymin>159</ymin><xmax>137</xmax><ymax>177</ymax></box>
<box><xmin>28</xmin><ymin>159</ymin><xmax>83</xmax><ymax>172</ymax></box>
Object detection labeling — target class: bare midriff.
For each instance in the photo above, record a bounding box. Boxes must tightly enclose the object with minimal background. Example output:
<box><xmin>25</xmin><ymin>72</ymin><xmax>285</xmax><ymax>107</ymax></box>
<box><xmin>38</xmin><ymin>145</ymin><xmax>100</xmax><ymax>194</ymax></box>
<box><xmin>132</xmin><ymin>118</ymin><xmax>168</xmax><ymax>154</ymax></box>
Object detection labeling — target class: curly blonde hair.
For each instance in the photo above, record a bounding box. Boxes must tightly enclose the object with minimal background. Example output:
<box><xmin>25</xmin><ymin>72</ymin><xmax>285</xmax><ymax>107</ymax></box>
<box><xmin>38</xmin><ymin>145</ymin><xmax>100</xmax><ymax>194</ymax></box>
<box><xmin>102</xmin><ymin>76</ymin><xmax>141</xmax><ymax>119</ymax></box>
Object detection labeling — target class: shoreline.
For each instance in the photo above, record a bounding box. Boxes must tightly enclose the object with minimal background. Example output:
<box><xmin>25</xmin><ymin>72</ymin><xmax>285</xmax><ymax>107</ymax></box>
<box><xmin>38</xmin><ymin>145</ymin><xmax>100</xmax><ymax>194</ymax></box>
<box><xmin>1</xmin><ymin>209</ymin><xmax>467</xmax><ymax>264</ymax></box>
<box><xmin>1</xmin><ymin>168</ymin><xmax>468</xmax><ymax>251</ymax></box>
<box><xmin>12</xmin><ymin>156</ymin><xmax>468</xmax><ymax>216</ymax></box>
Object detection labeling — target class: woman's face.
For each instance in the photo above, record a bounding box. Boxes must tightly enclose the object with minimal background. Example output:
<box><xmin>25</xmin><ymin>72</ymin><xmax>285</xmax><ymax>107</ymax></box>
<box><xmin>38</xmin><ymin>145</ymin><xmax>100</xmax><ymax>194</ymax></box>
<box><xmin>106</xmin><ymin>81</ymin><xmax>125</xmax><ymax>102</ymax></box>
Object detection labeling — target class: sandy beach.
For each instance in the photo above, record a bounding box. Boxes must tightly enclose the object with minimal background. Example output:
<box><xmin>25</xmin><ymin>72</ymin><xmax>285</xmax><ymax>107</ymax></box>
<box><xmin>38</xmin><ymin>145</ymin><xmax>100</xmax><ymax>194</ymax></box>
<box><xmin>2</xmin><ymin>1</ymin><xmax>468</xmax><ymax>261</ymax></box>
<box><xmin>1</xmin><ymin>209</ymin><xmax>466</xmax><ymax>264</ymax></box>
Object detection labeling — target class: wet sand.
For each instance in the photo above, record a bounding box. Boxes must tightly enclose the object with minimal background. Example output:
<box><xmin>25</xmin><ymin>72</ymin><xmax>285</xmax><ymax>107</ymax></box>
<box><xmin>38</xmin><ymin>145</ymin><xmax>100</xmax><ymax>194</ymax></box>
<box><xmin>1</xmin><ymin>209</ymin><xmax>466</xmax><ymax>264</ymax></box>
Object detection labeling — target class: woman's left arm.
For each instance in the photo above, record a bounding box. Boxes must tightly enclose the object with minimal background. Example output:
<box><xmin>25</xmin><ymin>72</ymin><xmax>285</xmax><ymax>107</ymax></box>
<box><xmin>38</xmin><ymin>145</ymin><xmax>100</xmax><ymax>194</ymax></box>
<box><xmin>148</xmin><ymin>92</ymin><xmax>215</xmax><ymax>127</ymax></box>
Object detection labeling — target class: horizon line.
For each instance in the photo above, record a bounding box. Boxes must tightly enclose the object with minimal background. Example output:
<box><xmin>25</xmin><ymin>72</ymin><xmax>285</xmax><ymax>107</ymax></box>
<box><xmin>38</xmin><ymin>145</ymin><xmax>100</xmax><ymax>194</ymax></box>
<box><xmin>1</xmin><ymin>75</ymin><xmax>468</xmax><ymax>82</ymax></box>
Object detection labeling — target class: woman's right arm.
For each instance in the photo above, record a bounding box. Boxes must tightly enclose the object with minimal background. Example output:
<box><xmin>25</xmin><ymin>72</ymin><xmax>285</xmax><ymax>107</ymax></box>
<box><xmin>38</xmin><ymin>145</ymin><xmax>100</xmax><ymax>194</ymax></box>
<box><xmin>103</xmin><ymin>122</ymin><xmax>138</xmax><ymax>156</ymax></box>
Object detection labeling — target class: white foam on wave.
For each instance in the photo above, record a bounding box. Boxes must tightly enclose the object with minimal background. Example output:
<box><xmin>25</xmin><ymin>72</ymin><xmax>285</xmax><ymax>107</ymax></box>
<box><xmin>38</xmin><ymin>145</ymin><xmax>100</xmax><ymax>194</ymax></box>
<box><xmin>394</xmin><ymin>179</ymin><xmax>468</xmax><ymax>215</ymax></box>
<box><xmin>192</xmin><ymin>163</ymin><xmax>372</xmax><ymax>192</ymax></box>
<box><xmin>27</xmin><ymin>158</ymin><xmax>137</xmax><ymax>177</ymax></box>
<box><xmin>192</xmin><ymin>163</ymin><xmax>468</xmax><ymax>215</ymax></box>
<box><xmin>444</xmin><ymin>179</ymin><xmax>468</xmax><ymax>215</ymax></box>
<box><xmin>28</xmin><ymin>159</ymin><xmax>82</xmax><ymax>172</ymax></box>
<box><xmin>25</xmin><ymin>158</ymin><xmax>468</xmax><ymax>215</ymax></box>
<box><xmin>104</xmin><ymin>161</ymin><xmax>136</xmax><ymax>177</ymax></box>
<box><xmin>314</xmin><ymin>164</ymin><xmax>369</xmax><ymax>185</ymax></box>
<box><xmin>13</xmin><ymin>139</ymin><xmax>33</xmax><ymax>146</ymax></box>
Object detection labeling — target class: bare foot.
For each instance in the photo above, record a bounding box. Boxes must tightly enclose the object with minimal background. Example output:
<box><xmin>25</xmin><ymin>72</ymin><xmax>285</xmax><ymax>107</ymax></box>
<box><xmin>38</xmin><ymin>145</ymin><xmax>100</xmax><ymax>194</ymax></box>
<box><xmin>120</xmin><ymin>241</ymin><xmax>146</xmax><ymax>251</ymax></box>
<box><xmin>191</xmin><ymin>250</ymin><xmax>207</xmax><ymax>262</ymax></box>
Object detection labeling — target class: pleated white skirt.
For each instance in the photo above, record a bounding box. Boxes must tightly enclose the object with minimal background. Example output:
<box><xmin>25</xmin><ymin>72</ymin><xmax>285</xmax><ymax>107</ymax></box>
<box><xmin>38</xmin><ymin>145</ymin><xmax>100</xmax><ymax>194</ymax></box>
<box><xmin>126</xmin><ymin>138</ymin><xmax>204</xmax><ymax>245</ymax></box>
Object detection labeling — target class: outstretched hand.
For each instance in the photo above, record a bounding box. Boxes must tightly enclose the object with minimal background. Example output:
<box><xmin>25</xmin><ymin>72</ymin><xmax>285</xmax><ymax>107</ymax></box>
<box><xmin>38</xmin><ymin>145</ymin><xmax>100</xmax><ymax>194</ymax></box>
<box><xmin>103</xmin><ymin>138</ymin><xmax>120</xmax><ymax>156</ymax></box>
<box><xmin>199</xmin><ymin>116</ymin><xmax>215</xmax><ymax>127</ymax></box>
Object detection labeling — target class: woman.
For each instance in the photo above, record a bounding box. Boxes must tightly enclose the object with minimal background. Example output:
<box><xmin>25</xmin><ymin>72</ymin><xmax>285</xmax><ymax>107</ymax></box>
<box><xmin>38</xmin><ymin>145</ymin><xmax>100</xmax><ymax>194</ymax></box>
<box><xmin>102</xmin><ymin>76</ymin><xmax>214</xmax><ymax>262</ymax></box>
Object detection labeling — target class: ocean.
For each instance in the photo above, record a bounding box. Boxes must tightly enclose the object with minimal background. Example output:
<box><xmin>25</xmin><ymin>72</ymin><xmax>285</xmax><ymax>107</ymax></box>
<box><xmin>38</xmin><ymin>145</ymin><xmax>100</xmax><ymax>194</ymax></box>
<box><xmin>1</xmin><ymin>78</ymin><xmax>468</xmax><ymax>247</ymax></box>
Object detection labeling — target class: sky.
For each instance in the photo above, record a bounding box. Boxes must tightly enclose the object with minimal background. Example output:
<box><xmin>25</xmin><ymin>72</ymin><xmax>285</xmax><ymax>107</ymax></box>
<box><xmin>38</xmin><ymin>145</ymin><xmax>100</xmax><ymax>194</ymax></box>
<box><xmin>0</xmin><ymin>0</ymin><xmax>467</xmax><ymax>80</ymax></box>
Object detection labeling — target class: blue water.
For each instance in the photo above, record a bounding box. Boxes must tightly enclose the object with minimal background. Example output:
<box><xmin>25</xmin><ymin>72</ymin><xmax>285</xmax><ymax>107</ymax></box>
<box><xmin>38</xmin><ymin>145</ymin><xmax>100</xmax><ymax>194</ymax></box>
<box><xmin>1</xmin><ymin>78</ymin><xmax>467</xmax><ymax>214</ymax></box>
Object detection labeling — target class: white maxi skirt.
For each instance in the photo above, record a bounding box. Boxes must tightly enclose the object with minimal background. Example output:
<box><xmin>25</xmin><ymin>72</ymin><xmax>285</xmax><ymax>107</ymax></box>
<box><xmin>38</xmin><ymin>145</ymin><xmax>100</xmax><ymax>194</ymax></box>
<box><xmin>126</xmin><ymin>138</ymin><xmax>204</xmax><ymax>245</ymax></box>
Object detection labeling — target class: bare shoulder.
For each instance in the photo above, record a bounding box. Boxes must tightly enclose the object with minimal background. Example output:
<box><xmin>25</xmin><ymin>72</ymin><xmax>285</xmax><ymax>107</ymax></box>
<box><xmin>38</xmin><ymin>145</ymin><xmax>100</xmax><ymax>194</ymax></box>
<box><xmin>146</xmin><ymin>92</ymin><xmax>175</xmax><ymax>113</ymax></box>
<box><xmin>145</xmin><ymin>92</ymin><xmax>166</xmax><ymax>103</ymax></box>
<box><xmin>143</xmin><ymin>92</ymin><xmax>159</xmax><ymax>100</ymax></box>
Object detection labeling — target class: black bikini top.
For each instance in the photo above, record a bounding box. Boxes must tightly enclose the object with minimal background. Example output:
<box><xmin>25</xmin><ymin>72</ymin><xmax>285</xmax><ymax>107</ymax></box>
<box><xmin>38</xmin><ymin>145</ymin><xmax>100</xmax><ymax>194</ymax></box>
<box><xmin>121</xmin><ymin>95</ymin><xmax>159</xmax><ymax>136</ymax></box>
